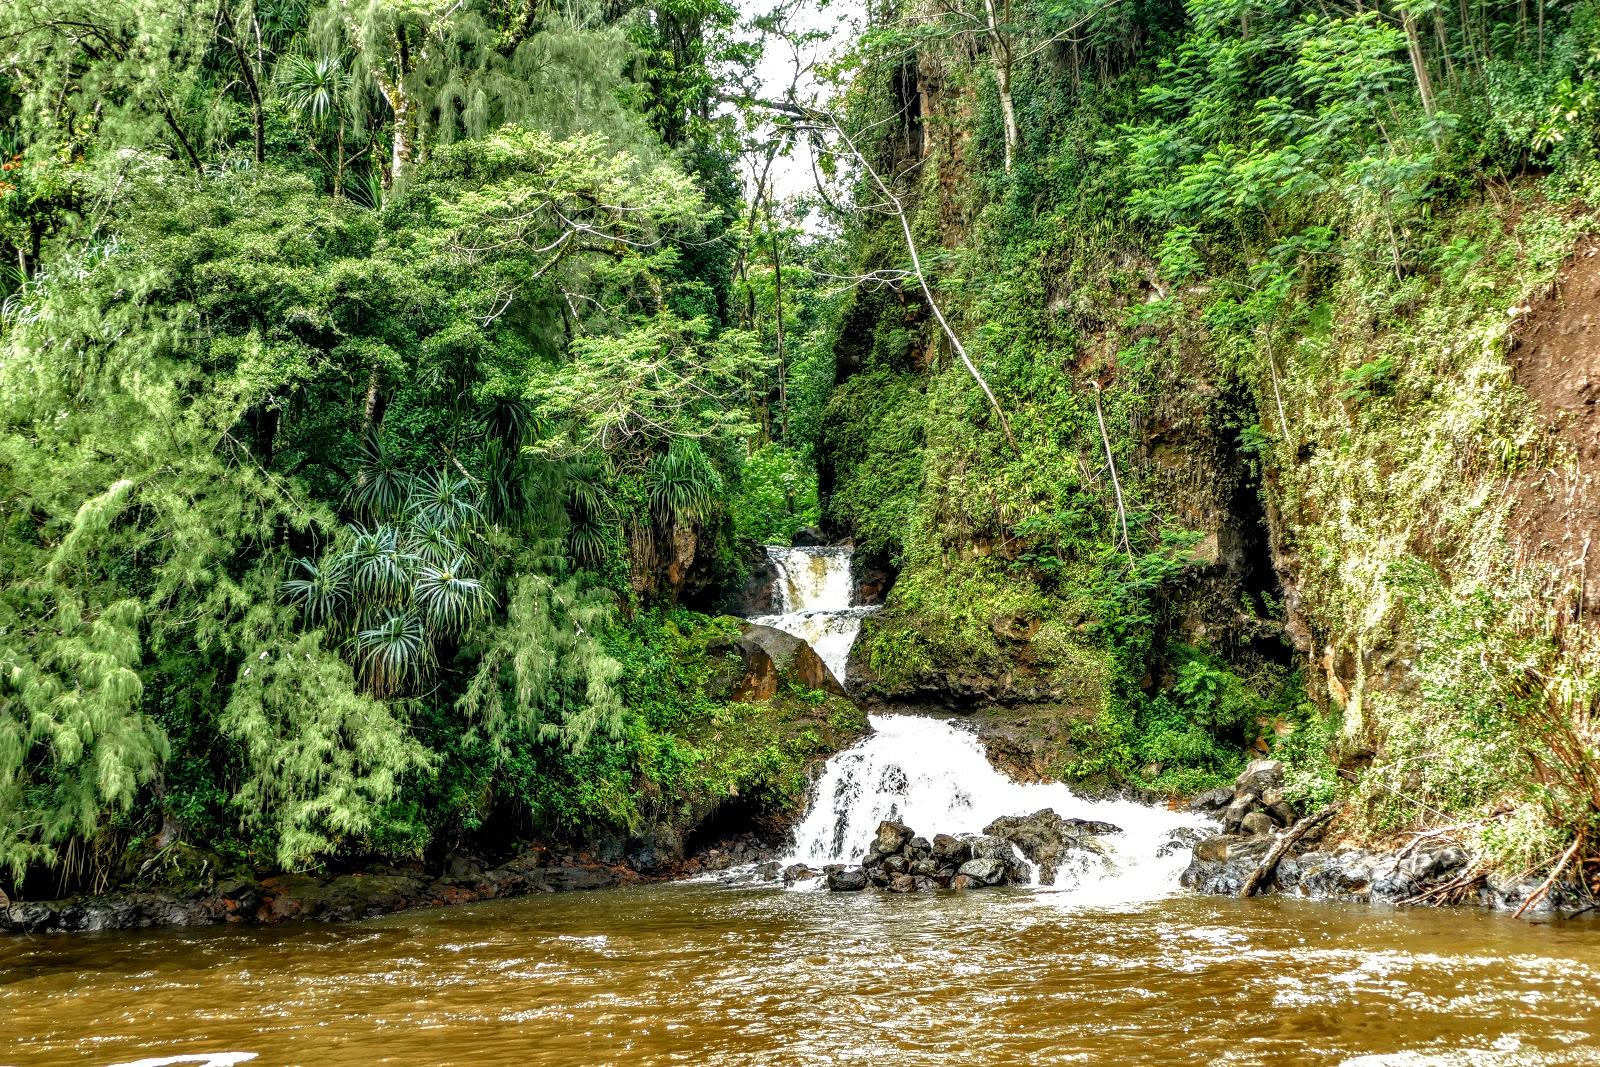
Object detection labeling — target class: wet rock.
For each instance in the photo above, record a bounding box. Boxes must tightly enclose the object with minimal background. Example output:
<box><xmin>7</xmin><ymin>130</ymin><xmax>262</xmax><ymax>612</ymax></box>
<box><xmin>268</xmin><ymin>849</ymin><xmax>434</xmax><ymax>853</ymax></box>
<box><xmin>882</xmin><ymin>854</ymin><xmax>909</xmax><ymax>875</ymax></box>
<box><xmin>931</xmin><ymin>834</ymin><xmax>972</xmax><ymax>866</ymax></box>
<box><xmin>950</xmin><ymin>873</ymin><xmax>980</xmax><ymax>890</ymax></box>
<box><xmin>910</xmin><ymin>858</ymin><xmax>940</xmax><ymax>877</ymax></box>
<box><xmin>984</xmin><ymin>809</ymin><xmax>1093</xmax><ymax>886</ymax></box>
<box><xmin>873</xmin><ymin>820</ymin><xmax>914</xmax><ymax>856</ymax></box>
<box><xmin>887</xmin><ymin>874</ymin><xmax>918</xmax><ymax>893</ymax></box>
<box><xmin>1241</xmin><ymin>811</ymin><xmax>1277</xmax><ymax>836</ymax></box>
<box><xmin>755</xmin><ymin>861</ymin><xmax>782</xmax><ymax>882</ymax></box>
<box><xmin>1236</xmin><ymin>759</ymin><xmax>1285</xmax><ymax>797</ymax></box>
<box><xmin>783</xmin><ymin>863</ymin><xmax>821</xmax><ymax>884</ymax></box>
<box><xmin>1222</xmin><ymin>796</ymin><xmax>1257</xmax><ymax>834</ymax></box>
<box><xmin>1189</xmin><ymin>787</ymin><xmax>1234</xmax><ymax>814</ymax></box>
<box><xmin>1158</xmin><ymin>827</ymin><xmax>1208</xmax><ymax>859</ymax></box>
<box><xmin>905</xmin><ymin>836</ymin><xmax>932</xmax><ymax>860</ymax></box>
<box><xmin>625</xmin><ymin>826</ymin><xmax>683</xmax><ymax>874</ymax></box>
<box><xmin>791</xmin><ymin>527</ymin><xmax>828</xmax><ymax>547</ymax></box>
<box><xmin>956</xmin><ymin>857</ymin><xmax>1008</xmax><ymax>886</ymax></box>
<box><xmin>1063</xmin><ymin>818</ymin><xmax>1123</xmax><ymax>836</ymax></box>
<box><xmin>826</xmin><ymin>868</ymin><xmax>869</xmax><ymax>892</ymax></box>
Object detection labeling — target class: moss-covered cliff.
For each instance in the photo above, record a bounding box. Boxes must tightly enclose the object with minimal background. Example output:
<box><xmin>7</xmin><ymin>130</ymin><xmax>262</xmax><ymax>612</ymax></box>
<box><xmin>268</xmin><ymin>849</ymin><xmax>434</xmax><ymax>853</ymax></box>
<box><xmin>817</xmin><ymin>0</ymin><xmax>1600</xmax><ymax>873</ymax></box>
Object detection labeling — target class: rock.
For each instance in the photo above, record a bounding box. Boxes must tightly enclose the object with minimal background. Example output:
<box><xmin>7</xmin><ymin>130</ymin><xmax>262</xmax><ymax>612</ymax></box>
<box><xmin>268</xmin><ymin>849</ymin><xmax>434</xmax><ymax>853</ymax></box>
<box><xmin>782</xmin><ymin>864</ymin><xmax>821</xmax><ymax>884</ymax></box>
<box><xmin>1222</xmin><ymin>796</ymin><xmax>1257</xmax><ymax>834</ymax></box>
<box><xmin>873</xmin><ymin>820</ymin><xmax>914</xmax><ymax>856</ymax></box>
<box><xmin>1189</xmin><ymin>787</ymin><xmax>1235</xmax><ymax>814</ymax></box>
<box><xmin>984</xmin><ymin>809</ymin><xmax>1109</xmax><ymax>886</ymax></box>
<box><xmin>1236</xmin><ymin>759</ymin><xmax>1285</xmax><ymax>797</ymax></box>
<box><xmin>910</xmin><ymin>858</ymin><xmax>940</xmax><ymax>877</ymax></box>
<box><xmin>755</xmin><ymin>860</ymin><xmax>782</xmax><ymax>882</ymax></box>
<box><xmin>1158</xmin><ymin>827</ymin><xmax>1208</xmax><ymax>859</ymax></box>
<box><xmin>1193</xmin><ymin>836</ymin><xmax>1233</xmax><ymax>863</ymax></box>
<box><xmin>905</xmin><ymin>836</ymin><xmax>933</xmax><ymax>859</ymax></box>
<box><xmin>957</xmin><ymin>857</ymin><xmax>1009</xmax><ymax>886</ymax></box>
<box><xmin>887</xmin><ymin>874</ymin><xmax>917</xmax><ymax>893</ymax></box>
<box><xmin>950</xmin><ymin>874</ymin><xmax>980</xmax><ymax>890</ymax></box>
<box><xmin>1266</xmin><ymin>801</ymin><xmax>1298</xmax><ymax>827</ymax></box>
<box><xmin>625</xmin><ymin>826</ymin><xmax>683</xmax><ymax>874</ymax></box>
<box><xmin>882</xmin><ymin>853</ymin><xmax>909</xmax><ymax>875</ymax></box>
<box><xmin>1241</xmin><ymin>811</ymin><xmax>1277</xmax><ymax>836</ymax></box>
<box><xmin>826</xmin><ymin>868</ymin><xmax>869</xmax><ymax>892</ymax></box>
<box><xmin>931</xmin><ymin>834</ymin><xmax>972</xmax><ymax>866</ymax></box>
<box><xmin>790</xmin><ymin>527</ymin><xmax>828</xmax><ymax>547</ymax></box>
<box><xmin>738</xmin><ymin>623</ymin><xmax>847</xmax><ymax>696</ymax></box>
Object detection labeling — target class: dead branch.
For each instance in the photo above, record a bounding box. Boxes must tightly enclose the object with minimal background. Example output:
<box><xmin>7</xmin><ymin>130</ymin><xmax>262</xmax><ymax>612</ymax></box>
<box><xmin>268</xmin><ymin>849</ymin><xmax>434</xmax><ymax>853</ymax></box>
<box><xmin>1240</xmin><ymin>802</ymin><xmax>1343</xmax><ymax>898</ymax></box>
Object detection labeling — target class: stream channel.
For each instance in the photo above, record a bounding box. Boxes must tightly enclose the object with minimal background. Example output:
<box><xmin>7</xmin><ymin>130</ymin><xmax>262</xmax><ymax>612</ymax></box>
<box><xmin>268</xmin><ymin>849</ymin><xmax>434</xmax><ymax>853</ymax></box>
<box><xmin>4</xmin><ymin>548</ymin><xmax>1600</xmax><ymax>1065</ymax></box>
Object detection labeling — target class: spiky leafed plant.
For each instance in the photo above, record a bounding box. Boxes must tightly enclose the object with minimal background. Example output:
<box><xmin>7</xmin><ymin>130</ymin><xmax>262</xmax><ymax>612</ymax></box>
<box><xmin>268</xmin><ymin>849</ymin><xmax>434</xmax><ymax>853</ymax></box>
<box><xmin>409</xmin><ymin>468</ymin><xmax>482</xmax><ymax>532</ymax></box>
<box><xmin>347</xmin><ymin>434</ymin><xmax>410</xmax><ymax>523</ymax></box>
<box><xmin>343</xmin><ymin>524</ymin><xmax>415</xmax><ymax>609</ymax></box>
<box><xmin>562</xmin><ymin>460</ymin><xmax>616</xmax><ymax>567</ymax></box>
<box><xmin>279</xmin><ymin>556</ymin><xmax>351</xmax><ymax>629</ymax></box>
<box><xmin>644</xmin><ymin>440</ymin><xmax>722</xmax><ymax>527</ymax></box>
<box><xmin>413</xmin><ymin>557</ymin><xmax>492</xmax><ymax>636</ymax></box>
<box><xmin>355</xmin><ymin>610</ymin><xmax>428</xmax><ymax>696</ymax></box>
<box><xmin>274</xmin><ymin>51</ymin><xmax>348</xmax><ymax>126</ymax></box>
<box><xmin>405</xmin><ymin>519</ymin><xmax>461</xmax><ymax>567</ymax></box>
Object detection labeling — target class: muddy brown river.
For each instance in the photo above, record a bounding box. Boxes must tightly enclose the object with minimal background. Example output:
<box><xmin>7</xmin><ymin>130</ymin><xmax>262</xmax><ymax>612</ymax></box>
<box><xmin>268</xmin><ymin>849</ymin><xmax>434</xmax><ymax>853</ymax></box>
<box><xmin>3</xmin><ymin>881</ymin><xmax>1599</xmax><ymax>1066</ymax></box>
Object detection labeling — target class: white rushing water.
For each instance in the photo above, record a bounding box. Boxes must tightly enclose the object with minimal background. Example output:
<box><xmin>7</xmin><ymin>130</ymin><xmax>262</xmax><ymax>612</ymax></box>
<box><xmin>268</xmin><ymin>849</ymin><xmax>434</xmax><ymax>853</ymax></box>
<box><xmin>749</xmin><ymin>546</ymin><xmax>872</xmax><ymax>685</ymax></box>
<box><xmin>784</xmin><ymin>713</ymin><xmax>1207</xmax><ymax>905</ymax></box>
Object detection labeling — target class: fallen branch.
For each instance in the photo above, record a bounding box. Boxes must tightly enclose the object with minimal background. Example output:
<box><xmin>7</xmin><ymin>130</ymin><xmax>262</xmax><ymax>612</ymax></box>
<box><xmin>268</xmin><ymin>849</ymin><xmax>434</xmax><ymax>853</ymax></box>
<box><xmin>1397</xmin><ymin>865</ymin><xmax>1485</xmax><ymax>907</ymax></box>
<box><xmin>1239</xmin><ymin>802</ymin><xmax>1342</xmax><ymax>899</ymax></box>
<box><xmin>1512</xmin><ymin>836</ymin><xmax>1583</xmax><ymax>919</ymax></box>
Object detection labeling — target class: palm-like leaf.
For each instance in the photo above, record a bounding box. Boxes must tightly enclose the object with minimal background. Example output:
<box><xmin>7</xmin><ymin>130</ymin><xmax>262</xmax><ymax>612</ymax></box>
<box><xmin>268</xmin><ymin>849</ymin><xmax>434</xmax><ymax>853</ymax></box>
<box><xmin>355</xmin><ymin>611</ymin><xmax>427</xmax><ymax>695</ymax></box>
<box><xmin>275</xmin><ymin>52</ymin><xmax>348</xmax><ymax>127</ymax></box>
<box><xmin>343</xmin><ymin>524</ymin><xmax>415</xmax><ymax>604</ymax></box>
<box><xmin>279</xmin><ymin>556</ymin><xmax>350</xmax><ymax>628</ymax></box>
<box><xmin>644</xmin><ymin>442</ymin><xmax>722</xmax><ymax>525</ymax></box>
<box><xmin>405</xmin><ymin>521</ymin><xmax>461</xmax><ymax>567</ymax></box>
<box><xmin>408</xmin><ymin>468</ymin><xmax>482</xmax><ymax>531</ymax></box>
<box><xmin>412</xmin><ymin>557</ymin><xmax>491</xmax><ymax>635</ymax></box>
<box><xmin>347</xmin><ymin>433</ymin><xmax>410</xmax><ymax>523</ymax></box>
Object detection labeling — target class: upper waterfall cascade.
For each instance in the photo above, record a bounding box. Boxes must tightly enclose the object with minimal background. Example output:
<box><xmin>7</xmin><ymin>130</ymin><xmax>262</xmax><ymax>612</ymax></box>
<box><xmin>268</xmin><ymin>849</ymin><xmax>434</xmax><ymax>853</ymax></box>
<box><xmin>784</xmin><ymin>713</ymin><xmax>1206</xmax><ymax>901</ymax></box>
<box><xmin>749</xmin><ymin>546</ymin><xmax>874</xmax><ymax>685</ymax></box>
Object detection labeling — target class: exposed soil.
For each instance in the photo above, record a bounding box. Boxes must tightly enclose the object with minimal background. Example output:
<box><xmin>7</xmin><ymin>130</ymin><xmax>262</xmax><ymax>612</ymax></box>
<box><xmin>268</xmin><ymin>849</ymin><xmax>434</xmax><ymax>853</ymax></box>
<box><xmin>1508</xmin><ymin>235</ymin><xmax>1600</xmax><ymax>608</ymax></box>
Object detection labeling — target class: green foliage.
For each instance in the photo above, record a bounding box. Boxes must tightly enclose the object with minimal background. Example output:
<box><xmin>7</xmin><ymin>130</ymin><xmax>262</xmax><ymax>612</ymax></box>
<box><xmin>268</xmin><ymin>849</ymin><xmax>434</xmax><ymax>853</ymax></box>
<box><xmin>730</xmin><ymin>443</ymin><xmax>820</xmax><ymax>545</ymax></box>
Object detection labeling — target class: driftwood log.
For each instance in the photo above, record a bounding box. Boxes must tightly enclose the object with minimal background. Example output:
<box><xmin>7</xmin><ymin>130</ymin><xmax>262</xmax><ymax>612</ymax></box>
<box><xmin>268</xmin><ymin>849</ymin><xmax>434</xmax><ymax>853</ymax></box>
<box><xmin>1239</xmin><ymin>802</ymin><xmax>1343</xmax><ymax>898</ymax></box>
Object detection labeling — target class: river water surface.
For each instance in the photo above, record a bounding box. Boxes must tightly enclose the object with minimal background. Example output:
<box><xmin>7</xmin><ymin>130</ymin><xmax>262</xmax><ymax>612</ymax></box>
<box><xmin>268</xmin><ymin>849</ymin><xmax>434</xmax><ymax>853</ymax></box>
<box><xmin>4</xmin><ymin>880</ymin><xmax>1600</xmax><ymax>1066</ymax></box>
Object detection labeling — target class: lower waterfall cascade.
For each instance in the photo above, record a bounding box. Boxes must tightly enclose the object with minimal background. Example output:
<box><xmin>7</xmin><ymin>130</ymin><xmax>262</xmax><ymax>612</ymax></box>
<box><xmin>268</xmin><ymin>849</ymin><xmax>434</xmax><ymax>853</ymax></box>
<box><xmin>780</xmin><ymin>713</ymin><xmax>1207</xmax><ymax>902</ymax></box>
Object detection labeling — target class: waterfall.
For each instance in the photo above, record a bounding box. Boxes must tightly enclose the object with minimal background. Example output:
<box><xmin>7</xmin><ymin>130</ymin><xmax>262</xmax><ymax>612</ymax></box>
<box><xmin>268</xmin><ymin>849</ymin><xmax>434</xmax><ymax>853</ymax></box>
<box><xmin>749</xmin><ymin>546</ymin><xmax>874</xmax><ymax>685</ymax></box>
<box><xmin>784</xmin><ymin>713</ymin><xmax>1206</xmax><ymax>901</ymax></box>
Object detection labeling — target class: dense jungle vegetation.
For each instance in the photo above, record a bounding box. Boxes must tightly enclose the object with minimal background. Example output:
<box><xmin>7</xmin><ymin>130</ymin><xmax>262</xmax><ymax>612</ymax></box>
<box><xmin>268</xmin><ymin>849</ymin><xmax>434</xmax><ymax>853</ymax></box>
<box><xmin>3</xmin><ymin>0</ymin><xmax>1599</xmax><ymax>896</ymax></box>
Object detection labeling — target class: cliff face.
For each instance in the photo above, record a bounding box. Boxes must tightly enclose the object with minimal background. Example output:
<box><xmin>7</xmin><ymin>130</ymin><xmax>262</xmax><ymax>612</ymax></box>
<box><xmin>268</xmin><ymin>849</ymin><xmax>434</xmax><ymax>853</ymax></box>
<box><xmin>817</xmin><ymin>6</ymin><xmax>1600</xmax><ymax>863</ymax></box>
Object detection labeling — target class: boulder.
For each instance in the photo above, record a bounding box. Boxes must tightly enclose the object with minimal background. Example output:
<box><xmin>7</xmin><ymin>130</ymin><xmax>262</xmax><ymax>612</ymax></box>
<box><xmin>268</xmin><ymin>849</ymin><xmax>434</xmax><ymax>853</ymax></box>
<box><xmin>826</xmin><ymin>868</ymin><xmax>869</xmax><ymax>892</ymax></box>
<box><xmin>1236</xmin><ymin>759</ymin><xmax>1285</xmax><ymax>797</ymax></box>
<box><xmin>782</xmin><ymin>864</ymin><xmax>821</xmax><ymax>884</ymax></box>
<box><xmin>1189</xmin><ymin>787</ymin><xmax>1235</xmax><ymax>814</ymax></box>
<box><xmin>791</xmin><ymin>527</ymin><xmax>829</xmax><ymax>547</ymax></box>
<box><xmin>931</xmin><ymin>834</ymin><xmax>972</xmax><ymax>866</ymax></box>
<box><xmin>1241</xmin><ymin>810</ymin><xmax>1277</xmax><ymax>836</ymax></box>
<box><xmin>1221</xmin><ymin>795</ymin><xmax>1257</xmax><ymax>834</ymax></box>
<box><xmin>956</xmin><ymin>858</ymin><xmax>1009</xmax><ymax>886</ymax></box>
<box><xmin>732</xmin><ymin>623</ymin><xmax>848</xmax><ymax>697</ymax></box>
<box><xmin>887</xmin><ymin>874</ymin><xmax>918</xmax><ymax>893</ymax></box>
<box><xmin>873</xmin><ymin>819</ymin><xmax>914</xmax><ymax>856</ymax></box>
<box><xmin>985</xmin><ymin>810</ymin><xmax>1083</xmax><ymax>885</ymax></box>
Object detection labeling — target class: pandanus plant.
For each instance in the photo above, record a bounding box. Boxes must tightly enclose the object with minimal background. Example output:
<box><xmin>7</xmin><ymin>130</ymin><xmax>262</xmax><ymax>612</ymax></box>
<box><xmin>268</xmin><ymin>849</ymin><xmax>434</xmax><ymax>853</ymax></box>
<box><xmin>281</xmin><ymin>455</ymin><xmax>492</xmax><ymax>696</ymax></box>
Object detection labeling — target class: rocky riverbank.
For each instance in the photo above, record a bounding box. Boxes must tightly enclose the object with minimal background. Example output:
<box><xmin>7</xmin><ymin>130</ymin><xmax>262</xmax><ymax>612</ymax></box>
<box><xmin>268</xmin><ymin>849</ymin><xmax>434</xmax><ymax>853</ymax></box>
<box><xmin>0</xmin><ymin>833</ymin><xmax>784</xmax><ymax>935</ymax></box>
<box><xmin>1179</xmin><ymin>761</ymin><xmax>1596</xmax><ymax>916</ymax></box>
<box><xmin>780</xmin><ymin>810</ymin><xmax>1122</xmax><ymax>893</ymax></box>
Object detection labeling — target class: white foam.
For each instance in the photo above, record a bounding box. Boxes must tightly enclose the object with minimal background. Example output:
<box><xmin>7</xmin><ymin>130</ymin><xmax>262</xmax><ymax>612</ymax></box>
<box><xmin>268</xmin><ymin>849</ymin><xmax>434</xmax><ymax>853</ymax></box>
<box><xmin>783</xmin><ymin>713</ymin><xmax>1206</xmax><ymax>903</ymax></box>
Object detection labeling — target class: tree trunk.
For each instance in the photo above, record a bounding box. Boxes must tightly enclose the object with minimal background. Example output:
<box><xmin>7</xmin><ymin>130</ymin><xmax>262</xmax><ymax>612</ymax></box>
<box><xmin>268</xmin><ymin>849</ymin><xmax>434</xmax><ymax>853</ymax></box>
<box><xmin>981</xmin><ymin>0</ymin><xmax>1019</xmax><ymax>171</ymax></box>
<box><xmin>1401</xmin><ymin>10</ymin><xmax>1438</xmax><ymax>129</ymax></box>
<box><xmin>771</xmin><ymin>228</ymin><xmax>788</xmax><ymax>441</ymax></box>
<box><xmin>1239</xmin><ymin>803</ymin><xmax>1343</xmax><ymax>898</ymax></box>
<box><xmin>217</xmin><ymin>2</ymin><xmax>265</xmax><ymax>164</ymax></box>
